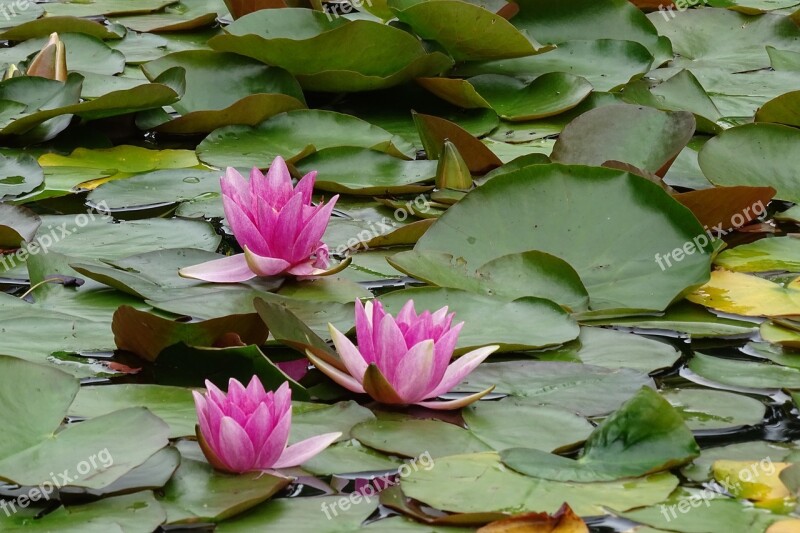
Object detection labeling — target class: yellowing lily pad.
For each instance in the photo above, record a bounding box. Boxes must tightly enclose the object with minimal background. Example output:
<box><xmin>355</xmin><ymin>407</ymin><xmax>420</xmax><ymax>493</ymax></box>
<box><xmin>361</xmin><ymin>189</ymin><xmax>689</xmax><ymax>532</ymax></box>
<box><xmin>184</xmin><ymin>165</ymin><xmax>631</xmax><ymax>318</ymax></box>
<box><xmin>687</xmin><ymin>270</ymin><xmax>800</xmax><ymax>317</ymax></box>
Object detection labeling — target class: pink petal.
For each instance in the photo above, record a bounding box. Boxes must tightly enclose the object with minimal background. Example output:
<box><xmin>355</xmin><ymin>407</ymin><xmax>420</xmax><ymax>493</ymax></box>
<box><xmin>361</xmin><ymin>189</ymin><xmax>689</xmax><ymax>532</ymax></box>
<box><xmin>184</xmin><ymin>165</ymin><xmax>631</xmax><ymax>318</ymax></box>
<box><xmin>271</xmin><ymin>193</ymin><xmax>305</xmax><ymax>259</ymax></box>
<box><xmin>243</xmin><ymin>247</ymin><xmax>291</xmax><ymax>277</ymax></box>
<box><xmin>415</xmin><ymin>386</ymin><xmax>495</xmax><ymax>411</ymax></box>
<box><xmin>329</xmin><ymin>324</ymin><xmax>369</xmax><ymax>380</ymax></box>
<box><xmin>396</xmin><ymin>299</ymin><xmax>418</xmax><ymax>326</ymax></box>
<box><xmin>217</xmin><ymin>416</ymin><xmax>257</xmax><ymax>473</ymax></box>
<box><xmin>285</xmin><ymin>259</ymin><xmax>319</xmax><ymax>277</ymax></box>
<box><xmin>220</xmin><ymin>168</ymin><xmax>251</xmax><ymax>217</ymax></box>
<box><xmin>222</xmin><ymin>191</ymin><xmax>267</xmax><ymax>253</ymax></box>
<box><xmin>179</xmin><ymin>254</ymin><xmax>256</xmax><ymax>283</ymax></box>
<box><xmin>426</xmin><ymin>345</ymin><xmax>499</xmax><ymax>399</ymax></box>
<box><xmin>290</xmin><ymin>195</ymin><xmax>338</xmax><ymax>263</ymax></box>
<box><xmin>255</xmin><ymin>409</ymin><xmax>292</xmax><ymax>468</ymax></box>
<box><xmin>227</xmin><ymin>378</ymin><xmax>249</xmax><ymax>409</ymax></box>
<box><xmin>375</xmin><ymin>313</ymin><xmax>408</xmax><ymax>382</ymax></box>
<box><xmin>245</xmin><ymin>375</ymin><xmax>268</xmax><ymax>404</ymax></box>
<box><xmin>192</xmin><ymin>391</ymin><xmax>211</xmax><ymax>440</ymax></box>
<box><xmin>295</xmin><ymin>171</ymin><xmax>316</xmax><ymax>205</ymax></box>
<box><xmin>273</xmin><ymin>382</ymin><xmax>292</xmax><ymax>418</ymax></box>
<box><xmin>428</xmin><ymin>322</ymin><xmax>462</xmax><ymax>391</ymax></box>
<box><xmin>276</xmin><ymin>359</ymin><xmax>309</xmax><ymax>382</ymax></box>
<box><xmin>305</xmin><ymin>350</ymin><xmax>366</xmax><ymax>393</ymax></box>
<box><xmin>272</xmin><ymin>432</ymin><xmax>342</xmax><ymax>468</ymax></box>
<box><xmin>204</xmin><ymin>380</ymin><xmax>227</xmax><ymax>408</ymax></box>
<box><xmin>204</xmin><ymin>393</ymin><xmax>226</xmax><ymax>447</ymax></box>
<box><xmin>391</xmin><ymin>340</ymin><xmax>436</xmax><ymax>403</ymax></box>
<box><xmin>263</xmin><ymin>157</ymin><xmax>294</xmax><ymax>208</ymax></box>
<box><xmin>354</xmin><ymin>299</ymin><xmax>375</xmax><ymax>364</ymax></box>
<box><xmin>243</xmin><ymin>402</ymin><xmax>273</xmax><ymax>449</ymax></box>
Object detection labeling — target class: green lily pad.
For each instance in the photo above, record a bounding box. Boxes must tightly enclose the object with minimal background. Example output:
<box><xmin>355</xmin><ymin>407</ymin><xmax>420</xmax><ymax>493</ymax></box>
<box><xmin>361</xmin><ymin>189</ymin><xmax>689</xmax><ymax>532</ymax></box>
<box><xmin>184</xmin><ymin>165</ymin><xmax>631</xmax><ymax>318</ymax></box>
<box><xmin>208</xmin><ymin>8</ymin><xmax>452</xmax><ymax>92</ymax></box>
<box><xmin>39</xmin><ymin>144</ymin><xmax>199</xmax><ymax>174</ymax></box>
<box><xmin>44</xmin><ymin>0</ymin><xmax>176</xmax><ymax>17</ymax></box>
<box><xmin>0</xmin><ymin>355</ymin><xmax>79</xmax><ymax>458</ymax></box>
<box><xmin>416</xmin><ymin>164</ymin><xmax>712</xmax><ymax>312</ymax></box>
<box><xmin>0</xmin><ymin>16</ymin><xmax>123</xmax><ymax>41</ymax></box>
<box><xmin>622</xmin><ymin>491</ymin><xmax>780</xmax><ymax>533</ymax></box>
<box><xmin>388</xmin><ymin>0</ymin><xmax>547</xmax><ymax>61</ymax></box>
<box><xmin>0</xmin><ymin>492</ymin><xmax>167</xmax><ymax>532</ymax></box>
<box><xmin>454</xmin><ymin>39</ymin><xmax>654</xmax><ymax>93</ymax></box>
<box><xmin>715</xmin><ymin>237</ymin><xmax>800</xmax><ymax>272</ymax></box>
<box><xmin>301</xmin><ymin>439</ymin><xmax>402</xmax><ymax>476</ymax></box>
<box><xmin>215</xmin><ymin>495</ymin><xmax>378</xmax><ymax>532</ymax></box>
<box><xmin>454</xmin><ymin>361</ymin><xmax>653</xmax><ymax>416</ymax></box>
<box><xmin>0</xmin><ymin>153</ymin><xmax>43</xmax><ymax>200</ymax></box>
<box><xmin>402</xmin><ymin>452</ymin><xmax>678</xmax><ymax>515</ymax></box>
<box><xmin>661</xmin><ymin>388</ymin><xmax>767</xmax><ymax>431</ymax></box>
<box><xmin>0</xmin><ymin>32</ymin><xmax>125</xmax><ymax>76</ymax></box>
<box><xmin>197</xmin><ymin>109</ymin><xmax>416</xmax><ymax>168</ymax></box>
<box><xmin>550</xmin><ymin>104</ymin><xmax>696</xmax><ymax>175</ymax></box>
<box><xmin>501</xmin><ymin>387</ymin><xmax>699</xmax><ymax>482</ymax></box>
<box><xmin>699</xmin><ymin>123</ymin><xmax>800</xmax><ymax>203</ymax></box>
<box><xmin>86</xmin><ymin>168</ymin><xmax>220</xmax><ymax>210</ymax></box>
<box><xmin>465</xmin><ymin>73</ymin><xmax>593</xmax><ymax>121</ymax></box>
<box><xmin>583</xmin><ymin>300</ymin><xmax>759</xmax><ymax>338</ymax></box>
<box><xmin>755</xmin><ymin>90</ymin><xmax>800</xmax><ymax>127</ymax></box>
<box><xmin>352</xmin><ymin>419</ymin><xmax>491</xmax><ymax>458</ymax></box>
<box><xmin>160</xmin><ymin>456</ymin><xmax>291</xmax><ymax>524</ymax></box>
<box><xmin>463</xmin><ymin>399</ymin><xmax>593</xmax><ymax>452</ymax></box>
<box><xmin>141</xmin><ymin>50</ymin><xmax>305</xmax><ymax>114</ymax></box>
<box><xmin>295</xmin><ymin>147</ymin><xmax>436</xmax><ymax>195</ymax></box>
<box><xmin>111</xmin><ymin>0</ymin><xmax>225</xmax><ymax>33</ymax></box>
<box><xmin>68</xmin><ymin>384</ymin><xmax>197</xmax><ymax>439</ymax></box>
<box><xmin>512</xmin><ymin>0</ymin><xmax>672</xmax><ymax>63</ymax></box>
<box><xmin>537</xmin><ymin>326</ymin><xmax>681</xmax><ymax>373</ymax></box>
<box><xmin>387</xmin><ymin>250</ymin><xmax>589</xmax><ymax>312</ymax></box>
<box><xmin>0</xmin><ymin>406</ymin><xmax>169</xmax><ymax>489</ymax></box>
<box><xmin>291</xmin><ymin>401</ymin><xmax>375</xmax><ymax>444</ymax></box>
<box><xmin>688</xmin><ymin>352</ymin><xmax>800</xmax><ymax>389</ymax></box>
<box><xmin>378</xmin><ymin>287</ymin><xmax>579</xmax><ymax>353</ymax></box>
<box><xmin>649</xmin><ymin>8</ymin><xmax>800</xmax><ymax>71</ymax></box>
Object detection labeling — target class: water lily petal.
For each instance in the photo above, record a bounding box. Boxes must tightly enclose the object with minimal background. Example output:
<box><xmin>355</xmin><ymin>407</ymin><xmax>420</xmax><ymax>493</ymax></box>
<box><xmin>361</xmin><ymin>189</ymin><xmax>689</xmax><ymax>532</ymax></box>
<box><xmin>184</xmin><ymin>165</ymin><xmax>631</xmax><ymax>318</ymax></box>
<box><xmin>354</xmin><ymin>298</ymin><xmax>375</xmax><ymax>364</ymax></box>
<box><xmin>243</xmin><ymin>246</ymin><xmax>291</xmax><ymax>277</ymax></box>
<box><xmin>427</xmin><ymin>345</ymin><xmax>499</xmax><ymax>399</ymax></box>
<box><xmin>217</xmin><ymin>416</ymin><xmax>257</xmax><ymax>473</ymax></box>
<box><xmin>255</xmin><ymin>408</ymin><xmax>292</xmax><ymax>468</ymax></box>
<box><xmin>290</xmin><ymin>195</ymin><xmax>338</xmax><ymax>262</ymax></box>
<box><xmin>243</xmin><ymin>402</ymin><xmax>272</xmax><ymax>449</ymax></box>
<box><xmin>375</xmin><ymin>313</ymin><xmax>408</xmax><ymax>382</ymax></box>
<box><xmin>295</xmin><ymin>170</ymin><xmax>316</xmax><ymax>206</ymax></box>
<box><xmin>305</xmin><ymin>350</ymin><xmax>366</xmax><ymax>393</ymax></box>
<box><xmin>220</xmin><ymin>167</ymin><xmax>251</xmax><ymax>215</ymax></box>
<box><xmin>263</xmin><ymin>156</ymin><xmax>294</xmax><ymax>209</ymax></box>
<box><xmin>272</xmin><ymin>432</ymin><xmax>342</xmax><ymax>468</ymax></box>
<box><xmin>179</xmin><ymin>254</ymin><xmax>256</xmax><ymax>283</ymax></box>
<box><xmin>392</xmin><ymin>340</ymin><xmax>436</xmax><ymax>403</ymax></box>
<box><xmin>329</xmin><ymin>324</ymin><xmax>368</xmax><ymax>380</ymax></box>
<box><xmin>272</xmin><ymin>193</ymin><xmax>305</xmax><ymax>259</ymax></box>
<box><xmin>415</xmin><ymin>386</ymin><xmax>496</xmax><ymax>411</ymax></box>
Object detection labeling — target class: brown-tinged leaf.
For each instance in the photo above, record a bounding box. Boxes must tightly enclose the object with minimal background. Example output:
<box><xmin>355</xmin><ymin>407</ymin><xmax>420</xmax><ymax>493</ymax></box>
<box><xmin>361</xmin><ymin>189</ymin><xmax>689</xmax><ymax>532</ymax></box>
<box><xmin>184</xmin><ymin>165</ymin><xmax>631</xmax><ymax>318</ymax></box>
<box><xmin>112</xmin><ymin>305</ymin><xmax>269</xmax><ymax>361</ymax></box>
<box><xmin>0</xmin><ymin>203</ymin><xmax>41</xmax><ymax>248</ymax></box>
<box><xmin>362</xmin><ymin>363</ymin><xmax>406</xmax><ymax>404</ymax></box>
<box><xmin>412</xmin><ymin>111</ymin><xmax>502</xmax><ymax>174</ymax></box>
<box><xmin>673</xmin><ymin>186</ymin><xmax>775</xmax><ymax>232</ymax></box>
<box><xmin>602</xmin><ymin>160</ymin><xmax>675</xmax><ymax>193</ymax></box>
<box><xmin>252</xmin><ymin>297</ymin><xmax>338</xmax><ymax>364</ymax></box>
<box><xmin>477</xmin><ymin>503</ymin><xmax>588</xmax><ymax>533</ymax></box>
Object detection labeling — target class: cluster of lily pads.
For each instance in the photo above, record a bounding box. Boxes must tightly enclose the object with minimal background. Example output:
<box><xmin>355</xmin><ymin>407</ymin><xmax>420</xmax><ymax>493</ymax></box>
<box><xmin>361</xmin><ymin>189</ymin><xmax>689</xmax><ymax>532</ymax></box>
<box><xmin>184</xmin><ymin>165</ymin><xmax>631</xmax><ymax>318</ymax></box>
<box><xmin>2</xmin><ymin>0</ymin><xmax>800</xmax><ymax>531</ymax></box>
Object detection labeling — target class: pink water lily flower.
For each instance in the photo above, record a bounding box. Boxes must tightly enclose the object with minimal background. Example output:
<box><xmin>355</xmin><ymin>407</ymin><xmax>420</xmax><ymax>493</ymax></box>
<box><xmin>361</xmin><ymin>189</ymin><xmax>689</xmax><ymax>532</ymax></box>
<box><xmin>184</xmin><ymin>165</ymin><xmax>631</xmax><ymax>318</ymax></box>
<box><xmin>179</xmin><ymin>156</ymin><xmax>338</xmax><ymax>282</ymax></box>
<box><xmin>306</xmin><ymin>299</ymin><xmax>498</xmax><ymax>410</ymax></box>
<box><xmin>193</xmin><ymin>378</ymin><xmax>340</xmax><ymax>474</ymax></box>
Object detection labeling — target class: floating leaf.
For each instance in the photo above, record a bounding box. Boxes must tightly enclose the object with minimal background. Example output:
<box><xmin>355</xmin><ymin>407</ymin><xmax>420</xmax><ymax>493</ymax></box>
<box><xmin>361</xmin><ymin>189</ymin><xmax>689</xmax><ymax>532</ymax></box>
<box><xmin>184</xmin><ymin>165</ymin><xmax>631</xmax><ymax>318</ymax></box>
<box><xmin>501</xmin><ymin>387</ymin><xmax>699</xmax><ymax>482</ymax></box>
